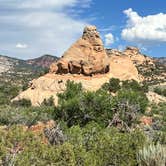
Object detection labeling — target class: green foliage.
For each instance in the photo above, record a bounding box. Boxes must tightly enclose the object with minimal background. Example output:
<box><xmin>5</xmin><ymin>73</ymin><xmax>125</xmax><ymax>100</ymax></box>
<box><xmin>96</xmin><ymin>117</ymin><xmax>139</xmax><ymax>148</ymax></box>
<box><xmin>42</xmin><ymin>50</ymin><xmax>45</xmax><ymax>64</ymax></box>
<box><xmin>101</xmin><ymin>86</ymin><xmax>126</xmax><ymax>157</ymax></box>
<box><xmin>42</xmin><ymin>96</ymin><xmax>55</xmax><ymax>106</ymax></box>
<box><xmin>115</xmin><ymin>89</ymin><xmax>148</xmax><ymax>114</ymax></box>
<box><xmin>0</xmin><ymin>123</ymin><xmax>146</xmax><ymax>166</ymax></box>
<box><xmin>122</xmin><ymin>79</ymin><xmax>148</xmax><ymax>92</ymax></box>
<box><xmin>58</xmin><ymin>80</ymin><xmax>83</xmax><ymax>102</ymax></box>
<box><xmin>137</xmin><ymin>143</ymin><xmax>166</xmax><ymax>166</ymax></box>
<box><xmin>0</xmin><ymin>126</ymin><xmax>76</xmax><ymax>166</ymax></box>
<box><xmin>102</xmin><ymin>78</ymin><xmax>121</xmax><ymax>93</ymax></box>
<box><xmin>154</xmin><ymin>87</ymin><xmax>166</xmax><ymax>97</ymax></box>
<box><xmin>12</xmin><ymin>98</ymin><xmax>32</xmax><ymax>107</ymax></box>
<box><xmin>56</xmin><ymin>81</ymin><xmax>113</xmax><ymax>127</ymax></box>
<box><xmin>151</xmin><ymin>103</ymin><xmax>166</xmax><ymax>132</ymax></box>
<box><xmin>0</xmin><ymin>106</ymin><xmax>54</xmax><ymax>126</ymax></box>
<box><xmin>0</xmin><ymin>84</ymin><xmax>19</xmax><ymax>105</ymax></box>
<box><xmin>56</xmin><ymin>80</ymin><xmax>148</xmax><ymax>128</ymax></box>
<box><xmin>153</xmin><ymin>131</ymin><xmax>166</xmax><ymax>145</ymax></box>
<box><xmin>66</xmin><ymin>123</ymin><xmax>146</xmax><ymax>166</ymax></box>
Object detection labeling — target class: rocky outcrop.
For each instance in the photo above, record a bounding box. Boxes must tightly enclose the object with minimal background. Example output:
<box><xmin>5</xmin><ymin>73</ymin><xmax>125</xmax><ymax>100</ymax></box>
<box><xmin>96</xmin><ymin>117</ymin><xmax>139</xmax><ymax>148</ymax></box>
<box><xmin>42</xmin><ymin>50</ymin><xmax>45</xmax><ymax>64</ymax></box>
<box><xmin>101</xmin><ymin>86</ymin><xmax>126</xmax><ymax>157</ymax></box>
<box><xmin>109</xmin><ymin>55</ymin><xmax>140</xmax><ymax>81</ymax></box>
<box><xmin>50</xmin><ymin>26</ymin><xmax>109</xmax><ymax>76</ymax></box>
<box><xmin>124</xmin><ymin>46</ymin><xmax>154</xmax><ymax>66</ymax></box>
<box><xmin>13</xmin><ymin>56</ymin><xmax>141</xmax><ymax>106</ymax></box>
<box><xmin>106</xmin><ymin>46</ymin><xmax>154</xmax><ymax>66</ymax></box>
<box><xmin>13</xmin><ymin>26</ymin><xmax>142</xmax><ymax>106</ymax></box>
<box><xmin>12</xmin><ymin>73</ymin><xmax>111</xmax><ymax>106</ymax></box>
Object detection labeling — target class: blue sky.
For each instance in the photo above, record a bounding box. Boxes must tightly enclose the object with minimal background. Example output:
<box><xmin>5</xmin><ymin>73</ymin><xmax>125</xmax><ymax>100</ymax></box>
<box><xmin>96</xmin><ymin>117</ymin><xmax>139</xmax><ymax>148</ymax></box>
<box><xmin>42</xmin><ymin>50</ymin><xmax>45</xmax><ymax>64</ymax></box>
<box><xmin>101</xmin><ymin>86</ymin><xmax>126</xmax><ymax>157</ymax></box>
<box><xmin>0</xmin><ymin>0</ymin><xmax>165</xmax><ymax>59</ymax></box>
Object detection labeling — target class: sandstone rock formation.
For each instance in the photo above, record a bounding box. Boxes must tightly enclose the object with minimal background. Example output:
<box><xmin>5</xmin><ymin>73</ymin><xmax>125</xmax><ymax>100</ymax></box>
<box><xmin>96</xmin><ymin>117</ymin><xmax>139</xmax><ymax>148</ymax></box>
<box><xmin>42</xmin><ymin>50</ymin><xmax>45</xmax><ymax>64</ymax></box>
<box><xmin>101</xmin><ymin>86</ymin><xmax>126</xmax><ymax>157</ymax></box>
<box><xmin>12</xmin><ymin>73</ymin><xmax>111</xmax><ymax>106</ymax></box>
<box><xmin>13</xmin><ymin>26</ymin><xmax>142</xmax><ymax>106</ymax></box>
<box><xmin>50</xmin><ymin>26</ymin><xmax>109</xmax><ymax>76</ymax></box>
<box><xmin>106</xmin><ymin>46</ymin><xmax>154</xmax><ymax>66</ymax></box>
<box><xmin>109</xmin><ymin>55</ymin><xmax>140</xmax><ymax>81</ymax></box>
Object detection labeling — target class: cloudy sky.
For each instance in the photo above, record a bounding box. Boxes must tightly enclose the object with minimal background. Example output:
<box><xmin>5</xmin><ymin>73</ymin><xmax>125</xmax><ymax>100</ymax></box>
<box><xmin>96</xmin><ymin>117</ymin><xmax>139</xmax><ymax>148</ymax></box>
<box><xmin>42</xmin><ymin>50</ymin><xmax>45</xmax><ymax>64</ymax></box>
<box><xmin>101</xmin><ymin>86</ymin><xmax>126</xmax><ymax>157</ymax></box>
<box><xmin>0</xmin><ymin>0</ymin><xmax>166</xmax><ymax>59</ymax></box>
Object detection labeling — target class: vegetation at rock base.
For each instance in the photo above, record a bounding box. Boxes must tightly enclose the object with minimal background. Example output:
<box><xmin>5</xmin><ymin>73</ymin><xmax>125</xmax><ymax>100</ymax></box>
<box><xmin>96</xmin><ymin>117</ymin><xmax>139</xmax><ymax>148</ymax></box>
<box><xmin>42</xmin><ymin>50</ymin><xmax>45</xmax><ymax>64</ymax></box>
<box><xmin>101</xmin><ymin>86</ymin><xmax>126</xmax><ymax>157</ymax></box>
<box><xmin>154</xmin><ymin>87</ymin><xmax>166</xmax><ymax>97</ymax></box>
<box><xmin>0</xmin><ymin>80</ymin><xmax>165</xmax><ymax>165</ymax></box>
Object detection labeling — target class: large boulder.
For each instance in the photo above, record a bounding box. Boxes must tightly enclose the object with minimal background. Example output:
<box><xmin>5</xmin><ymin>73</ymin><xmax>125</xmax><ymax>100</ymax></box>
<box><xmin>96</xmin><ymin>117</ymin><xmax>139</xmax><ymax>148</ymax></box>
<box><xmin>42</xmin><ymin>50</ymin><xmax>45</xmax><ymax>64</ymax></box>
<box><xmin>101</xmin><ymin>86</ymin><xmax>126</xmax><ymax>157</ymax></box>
<box><xmin>50</xmin><ymin>25</ymin><xmax>110</xmax><ymax>76</ymax></box>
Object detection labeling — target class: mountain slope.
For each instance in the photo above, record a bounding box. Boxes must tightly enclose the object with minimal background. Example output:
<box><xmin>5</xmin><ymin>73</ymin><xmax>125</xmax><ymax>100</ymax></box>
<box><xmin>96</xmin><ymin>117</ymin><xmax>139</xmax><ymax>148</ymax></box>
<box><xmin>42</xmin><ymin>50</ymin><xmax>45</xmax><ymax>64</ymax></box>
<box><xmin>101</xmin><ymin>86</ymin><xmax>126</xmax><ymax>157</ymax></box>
<box><xmin>26</xmin><ymin>54</ymin><xmax>59</xmax><ymax>68</ymax></box>
<box><xmin>0</xmin><ymin>54</ymin><xmax>58</xmax><ymax>86</ymax></box>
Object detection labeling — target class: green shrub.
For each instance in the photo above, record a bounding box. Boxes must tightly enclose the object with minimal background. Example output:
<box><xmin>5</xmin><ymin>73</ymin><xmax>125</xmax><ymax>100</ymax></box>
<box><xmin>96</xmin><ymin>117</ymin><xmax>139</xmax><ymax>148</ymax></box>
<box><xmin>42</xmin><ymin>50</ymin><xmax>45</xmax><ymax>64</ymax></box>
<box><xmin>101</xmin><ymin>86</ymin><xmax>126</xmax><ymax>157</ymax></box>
<box><xmin>42</xmin><ymin>96</ymin><xmax>55</xmax><ymax>106</ymax></box>
<box><xmin>12</xmin><ymin>98</ymin><xmax>32</xmax><ymax>107</ymax></box>
<box><xmin>0</xmin><ymin>84</ymin><xmax>19</xmax><ymax>105</ymax></box>
<box><xmin>115</xmin><ymin>89</ymin><xmax>148</xmax><ymax>114</ymax></box>
<box><xmin>122</xmin><ymin>79</ymin><xmax>148</xmax><ymax>92</ymax></box>
<box><xmin>56</xmin><ymin>83</ymin><xmax>113</xmax><ymax>127</ymax></box>
<box><xmin>0</xmin><ymin>122</ymin><xmax>146</xmax><ymax>166</ymax></box>
<box><xmin>154</xmin><ymin>87</ymin><xmax>166</xmax><ymax>97</ymax></box>
<box><xmin>102</xmin><ymin>78</ymin><xmax>121</xmax><ymax>93</ymax></box>
<box><xmin>66</xmin><ymin>123</ymin><xmax>146</xmax><ymax>166</ymax></box>
<box><xmin>56</xmin><ymin>80</ymin><xmax>148</xmax><ymax>128</ymax></box>
<box><xmin>151</xmin><ymin>103</ymin><xmax>166</xmax><ymax>132</ymax></box>
<box><xmin>0</xmin><ymin>126</ymin><xmax>76</xmax><ymax>166</ymax></box>
<box><xmin>58</xmin><ymin>80</ymin><xmax>83</xmax><ymax>102</ymax></box>
<box><xmin>0</xmin><ymin>106</ymin><xmax>54</xmax><ymax>126</ymax></box>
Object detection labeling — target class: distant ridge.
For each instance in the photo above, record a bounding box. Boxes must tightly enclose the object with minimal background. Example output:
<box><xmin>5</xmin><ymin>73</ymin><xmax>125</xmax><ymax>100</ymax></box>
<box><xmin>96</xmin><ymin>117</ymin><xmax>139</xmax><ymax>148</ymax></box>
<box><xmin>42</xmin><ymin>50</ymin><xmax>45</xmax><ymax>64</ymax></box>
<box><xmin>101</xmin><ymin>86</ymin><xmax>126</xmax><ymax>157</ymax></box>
<box><xmin>0</xmin><ymin>54</ymin><xmax>59</xmax><ymax>85</ymax></box>
<box><xmin>26</xmin><ymin>54</ymin><xmax>59</xmax><ymax>68</ymax></box>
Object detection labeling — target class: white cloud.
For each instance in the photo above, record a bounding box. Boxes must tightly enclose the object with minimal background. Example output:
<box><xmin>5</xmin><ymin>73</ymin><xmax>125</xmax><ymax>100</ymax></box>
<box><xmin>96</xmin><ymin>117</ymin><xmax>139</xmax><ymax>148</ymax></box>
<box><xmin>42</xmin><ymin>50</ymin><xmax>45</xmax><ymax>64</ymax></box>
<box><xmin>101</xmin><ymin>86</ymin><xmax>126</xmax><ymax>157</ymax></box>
<box><xmin>104</xmin><ymin>33</ymin><xmax>114</xmax><ymax>46</ymax></box>
<box><xmin>0</xmin><ymin>0</ymin><xmax>92</xmax><ymax>59</ymax></box>
<box><xmin>121</xmin><ymin>8</ymin><xmax>166</xmax><ymax>44</ymax></box>
<box><xmin>16</xmin><ymin>43</ymin><xmax>28</xmax><ymax>49</ymax></box>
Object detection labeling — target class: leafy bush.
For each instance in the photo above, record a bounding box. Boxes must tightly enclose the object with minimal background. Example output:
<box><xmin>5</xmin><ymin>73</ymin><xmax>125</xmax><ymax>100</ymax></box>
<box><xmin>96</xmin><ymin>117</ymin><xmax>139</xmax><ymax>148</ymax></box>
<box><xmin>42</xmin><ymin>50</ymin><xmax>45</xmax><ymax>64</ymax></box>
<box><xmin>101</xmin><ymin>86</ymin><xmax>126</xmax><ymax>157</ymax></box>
<box><xmin>0</xmin><ymin>123</ymin><xmax>146</xmax><ymax>166</ymax></box>
<box><xmin>42</xmin><ymin>96</ymin><xmax>55</xmax><ymax>106</ymax></box>
<box><xmin>151</xmin><ymin>103</ymin><xmax>166</xmax><ymax>132</ymax></box>
<box><xmin>122</xmin><ymin>79</ymin><xmax>148</xmax><ymax>92</ymax></box>
<box><xmin>0</xmin><ymin>126</ymin><xmax>76</xmax><ymax>166</ymax></box>
<box><xmin>0</xmin><ymin>84</ymin><xmax>19</xmax><ymax>105</ymax></box>
<box><xmin>55</xmin><ymin>80</ymin><xmax>148</xmax><ymax>128</ymax></box>
<box><xmin>56</xmin><ymin>81</ymin><xmax>114</xmax><ymax>127</ymax></box>
<box><xmin>12</xmin><ymin>98</ymin><xmax>32</xmax><ymax>107</ymax></box>
<box><xmin>66</xmin><ymin>122</ymin><xmax>146</xmax><ymax>166</ymax></box>
<box><xmin>102</xmin><ymin>78</ymin><xmax>121</xmax><ymax>93</ymax></box>
<box><xmin>0</xmin><ymin>106</ymin><xmax>54</xmax><ymax>126</ymax></box>
<box><xmin>115</xmin><ymin>89</ymin><xmax>148</xmax><ymax>114</ymax></box>
<box><xmin>154</xmin><ymin>87</ymin><xmax>166</xmax><ymax>97</ymax></box>
<box><xmin>137</xmin><ymin>143</ymin><xmax>166</xmax><ymax>166</ymax></box>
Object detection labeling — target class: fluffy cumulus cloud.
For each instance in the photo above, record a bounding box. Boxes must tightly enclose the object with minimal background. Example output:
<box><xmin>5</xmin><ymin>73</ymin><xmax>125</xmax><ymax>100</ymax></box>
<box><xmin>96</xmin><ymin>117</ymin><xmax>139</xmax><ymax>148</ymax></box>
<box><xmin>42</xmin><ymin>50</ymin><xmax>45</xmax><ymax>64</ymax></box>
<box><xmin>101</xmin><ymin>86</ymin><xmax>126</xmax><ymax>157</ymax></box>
<box><xmin>104</xmin><ymin>33</ymin><xmax>114</xmax><ymax>46</ymax></box>
<box><xmin>121</xmin><ymin>8</ymin><xmax>166</xmax><ymax>44</ymax></box>
<box><xmin>0</xmin><ymin>0</ymin><xmax>92</xmax><ymax>59</ymax></box>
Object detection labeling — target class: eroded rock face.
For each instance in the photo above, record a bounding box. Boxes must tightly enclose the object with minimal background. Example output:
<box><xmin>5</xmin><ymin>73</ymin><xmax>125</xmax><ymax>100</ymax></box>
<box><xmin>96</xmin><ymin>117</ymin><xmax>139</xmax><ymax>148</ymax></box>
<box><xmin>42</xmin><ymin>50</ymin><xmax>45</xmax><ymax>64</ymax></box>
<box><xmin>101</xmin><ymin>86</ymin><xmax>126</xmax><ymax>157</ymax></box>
<box><xmin>106</xmin><ymin>46</ymin><xmax>155</xmax><ymax>67</ymax></box>
<box><xmin>13</xmin><ymin>26</ymin><xmax>142</xmax><ymax>106</ymax></box>
<box><xmin>50</xmin><ymin>25</ymin><xmax>109</xmax><ymax>76</ymax></box>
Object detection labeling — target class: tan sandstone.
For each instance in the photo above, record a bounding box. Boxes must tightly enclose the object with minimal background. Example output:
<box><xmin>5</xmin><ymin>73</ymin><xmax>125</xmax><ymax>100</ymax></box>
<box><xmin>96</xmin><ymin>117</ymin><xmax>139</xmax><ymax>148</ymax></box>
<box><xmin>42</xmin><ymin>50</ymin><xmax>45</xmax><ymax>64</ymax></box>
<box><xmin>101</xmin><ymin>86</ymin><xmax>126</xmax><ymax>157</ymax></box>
<box><xmin>13</xmin><ymin>26</ymin><xmax>141</xmax><ymax>106</ymax></box>
<box><xmin>50</xmin><ymin>25</ymin><xmax>109</xmax><ymax>76</ymax></box>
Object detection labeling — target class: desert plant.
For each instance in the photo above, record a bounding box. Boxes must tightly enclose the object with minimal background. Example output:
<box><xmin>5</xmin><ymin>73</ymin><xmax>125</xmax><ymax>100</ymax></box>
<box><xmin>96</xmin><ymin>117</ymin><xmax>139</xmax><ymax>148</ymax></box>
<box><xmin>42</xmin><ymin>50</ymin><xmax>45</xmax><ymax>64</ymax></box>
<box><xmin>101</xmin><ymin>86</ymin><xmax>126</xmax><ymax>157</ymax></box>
<box><xmin>42</xmin><ymin>96</ymin><xmax>55</xmax><ymax>106</ymax></box>
<box><xmin>115</xmin><ymin>89</ymin><xmax>148</xmax><ymax>114</ymax></box>
<box><xmin>102</xmin><ymin>78</ymin><xmax>121</xmax><ymax>93</ymax></box>
<box><xmin>12</xmin><ymin>98</ymin><xmax>32</xmax><ymax>107</ymax></box>
<box><xmin>137</xmin><ymin>143</ymin><xmax>166</xmax><ymax>166</ymax></box>
<box><xmin>154</xmin><ymin>87</ymin><xmax>166</xmax><ymax>97</ymax></box>
<box><xmin>56</xmin><ymin>85</ymin><xmax>113</xmax><ymax>127</ymax></box>
<box><xmin>0</xmin><ymin>105</ymin><xmax>54</xmax><ymax>126</ymax></box>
